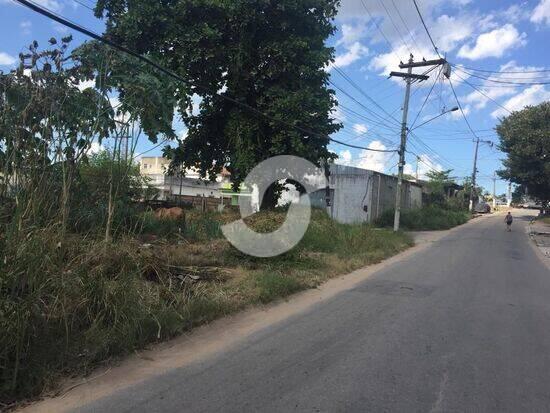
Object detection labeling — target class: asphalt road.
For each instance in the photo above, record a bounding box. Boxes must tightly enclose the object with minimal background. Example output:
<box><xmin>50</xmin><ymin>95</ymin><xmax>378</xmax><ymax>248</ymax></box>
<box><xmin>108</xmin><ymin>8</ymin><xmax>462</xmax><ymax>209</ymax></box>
<box><xmin>76</xmin><ymin>211</ymin><xmax>550</xmax><ymax>413</ymax></box>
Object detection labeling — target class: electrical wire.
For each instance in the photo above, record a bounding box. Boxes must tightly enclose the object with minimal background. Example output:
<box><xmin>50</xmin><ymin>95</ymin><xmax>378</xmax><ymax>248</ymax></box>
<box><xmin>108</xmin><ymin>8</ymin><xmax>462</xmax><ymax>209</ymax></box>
<box><xmin>446</xmin><ymin>75</ymin><xmax>478</xmax><ymax>140</ymax></box>
<box><xmin>449</xmin><ymin>62</ymin><xmax>550</xmax><ymax>75</ymax></box>
<box><xmin>412</xmin><ymin>0</ymin><xmax>440</xmax><ymax>57</ymax></box>
<box><xmin>452</xmin><ymin>71</ymin><xmax>512</xmax><ymax>115</ymax></box>
<box><xmin>409</xmin><ymin>66</ymin><xmax>442</xmax><ymax>130</ymax></box>
<box><xmin>376</xmin><ymin>0</ymin><xmax>414</xmax><ymax>55</ymax></box>
<box><xmin>453</xmin><ymin>67</ymin><xmax>550</xmax><ymax>85</ymax></box>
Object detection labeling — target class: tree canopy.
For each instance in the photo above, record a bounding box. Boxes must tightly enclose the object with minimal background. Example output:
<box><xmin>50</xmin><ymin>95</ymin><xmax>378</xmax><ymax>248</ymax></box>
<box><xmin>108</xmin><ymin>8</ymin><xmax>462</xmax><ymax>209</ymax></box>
<box><xmin>496</xmin><ymin>101</ymin><xmax>550</xmax><ymax>203</ymax></box>
<box><xmin>86</xmin><ymin>0</ymin><xmax>341</xmax><ymax>199</ymax></box>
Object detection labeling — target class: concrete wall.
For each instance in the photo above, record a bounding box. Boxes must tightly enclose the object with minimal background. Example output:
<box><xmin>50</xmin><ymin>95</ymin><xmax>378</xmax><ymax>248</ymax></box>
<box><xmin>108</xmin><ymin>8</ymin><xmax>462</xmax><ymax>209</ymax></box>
<box><xmin>310</xmin><ymin>164</ymin><xmax>422</xmax><ymax>224</ymax></box>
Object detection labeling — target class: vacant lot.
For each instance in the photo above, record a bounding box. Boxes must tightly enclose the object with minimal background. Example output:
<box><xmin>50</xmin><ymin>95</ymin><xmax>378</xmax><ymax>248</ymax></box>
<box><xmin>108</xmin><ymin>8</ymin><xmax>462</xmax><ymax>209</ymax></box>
<box><xmin>0</xmin><ymin>208</ymin><xmax>412</xmax><ymax>406</ymax></box>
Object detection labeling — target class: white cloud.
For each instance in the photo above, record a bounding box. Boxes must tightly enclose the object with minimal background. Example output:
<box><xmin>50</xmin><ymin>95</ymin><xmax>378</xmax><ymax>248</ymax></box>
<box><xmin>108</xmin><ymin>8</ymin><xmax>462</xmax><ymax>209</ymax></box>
<box><xmin>501</xmin><ymin>3</ymin><xmax>531</xmax><ymax>24</ymax></box>
<box><xmin>337</xmin><ymin>23</ymin><xmax>367</xmax><ymax>47</ymax></box>
<box><xmin>491</xmin><ymin>85</ymin><xmax>550</xmax><ymax>118</ymax></box>
<box><xmin>329</xmin><ymin>42</ymin><xmax>369</xmax><ymax>70</ymax></box>
<box><xmin>431</xmin><ymin>14</ymin><xmax>475</xmax><ymax>52</ymax></box>
<box><xmin>336</xmin><ymin>149</ymin><xmax>353</xmax><ymax>166</ymax></box>
<box><xmin>531</xmin><ymin>0</ymin><xmax>550</xmax><ymax>25</ymax></box>
<box><xmin>0</xmin><ymin>52</ymin><xmax>16</xmax><ymax>66</ymax></box>
<box><xmin>369</xmin><ymin>43</ymin><xmax>436</xmax><ymax>84</ymax></box>
<box><xmin>462</xmin><ymin>61</ymin><xmax>545</xmax><ymax>109</ymax></box>
<box><xmin>353</xmin><ymin>123</ymin><xmax>368</xmax><ymax>134</ymax></box>
<box><xmin>450</xmin><ymin>104</ymin><xmax>470</xmax><ymax>119</ymax></box>
<box><xmin>404</xmin><ymin>154</ymin><xmax>443</xmax><ymax>179</ymax></box>
<box><xmin>355</xmin><ymin>141</ymin><xmax>394</xmax><ymax>173</ymax></box>
<box><xmin>53</xmin><ymin>23</ymin><xmax>68</xmax><ymax>34</ymax></box>
<box><xmin>333</xmin><ymin>141</ymin><xmax>395</xmax><ymax>173</ymax></box>
<box><xmin>457</xmin><ymin>24</ymin><xmax>527</xmax><ymax>60</ymax></box>
<box><xmin>20</xmin><ymin>20</ymin><xmax>31</xmax><ymax>35</ymax></box>
<box><xmin>331</xmin><ymin>104</ymin><xmax>347</xmax><ymax>122</ymax></box>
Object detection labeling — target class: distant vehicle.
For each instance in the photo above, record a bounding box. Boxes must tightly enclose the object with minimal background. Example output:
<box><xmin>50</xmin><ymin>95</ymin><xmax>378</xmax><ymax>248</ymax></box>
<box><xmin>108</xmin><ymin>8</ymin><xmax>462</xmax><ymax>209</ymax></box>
<box><xmin>521</xmin><ymin>196</ymin><xmax>542</xmax><ymax>209</ymax></box>
<box><xmin>474</xmin><ymin>202</ymin><xmax>491</xmax><ymax>213</ymax></box>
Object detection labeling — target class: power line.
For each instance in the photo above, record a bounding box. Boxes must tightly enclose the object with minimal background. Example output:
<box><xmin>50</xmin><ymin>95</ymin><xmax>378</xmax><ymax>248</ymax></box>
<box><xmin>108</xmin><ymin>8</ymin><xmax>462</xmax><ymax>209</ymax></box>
<box><xmin>412</xmin><ymin>0</ymin><xmax>440</xmax><ymax>57</ymax></box>
<box><xmin>359</xmin><ymin>0</ymin><xmax>402</xmax><ymax>62</ymax></box>
<box><xmin>330</xmin><ymin>137</ymin><xmax>397</xmax><ymax>152</ymax></box>
<box><xmin>453</xmin><ymin>71</ymin><xmax>513</xmax><ymax>115</ymax></box>
<box><xmin>446</xmin><ymin>75</ymin><xmax>478</xmax><ymax>140</ymax></box>
<box><xmin>331</xmin><ymin>69</ymin><xmax>402</xmax><ymax>127</ymax></box>
<box><xmin>68</xmin><ymin>0</ymin><xmax>95</xmax><ymax>12</ymax></box>
<box><xmin>454</xmin><ymin>67</ymin><xmax>550</xmax><ymax>85</ymax></box>
<box><xmin>409</xmin><ymin>66</ymin><xmax>442</xmax><ymax>130</ymax></box>
<box><xmin>390</xmin><ymin>0</ymin><xmax>421</xmax><ymax>56</ymax></box>
<box><xmin>329</xmin><ymin>81</ymin><xmax>401</xmax><ymax>130</ymax></box>
<box><xmin>450</xmin><ymin>62</ymin><xmax>550</xmax><ymax>74</ymax></box>
<box><xmin>376</xmin><ymin>0</ymin><xmax>414</xmax><ymax>55</ymax></box>
<box><xmin>14</xmin><ymin>0</ymin><xmax>395</xmax><ymax>154</ymax></box>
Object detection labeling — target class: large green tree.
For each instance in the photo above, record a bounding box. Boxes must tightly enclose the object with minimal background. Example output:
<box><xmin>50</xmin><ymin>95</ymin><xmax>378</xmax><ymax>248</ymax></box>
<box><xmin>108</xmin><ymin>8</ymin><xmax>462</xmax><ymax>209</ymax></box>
<box><xmin>89</xmin><ymin>0</ymin><xmax>341</xmax><ymax>205</ymax></box>
<box><xmin>496</xmin><ymin>102</ymin><xmax>550</xmax><ymax>203</ymax></box>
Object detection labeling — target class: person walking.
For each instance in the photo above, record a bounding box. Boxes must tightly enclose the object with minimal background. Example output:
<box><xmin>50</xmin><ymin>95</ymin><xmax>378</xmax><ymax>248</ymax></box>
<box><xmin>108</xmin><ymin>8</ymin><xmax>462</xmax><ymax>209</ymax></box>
<box><xmin>505</xmin><ymin>211</ymin><xmax>513</xmax><ymax>232</ymax></box>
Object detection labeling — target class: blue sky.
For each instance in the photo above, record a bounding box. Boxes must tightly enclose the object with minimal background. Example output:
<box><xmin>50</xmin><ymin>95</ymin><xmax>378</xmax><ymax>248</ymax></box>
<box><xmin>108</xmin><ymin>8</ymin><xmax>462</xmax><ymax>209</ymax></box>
<box><xmin>1</xmin><ymin>0</ymin><xmax>550</xmax><ymax>195</ymax></box>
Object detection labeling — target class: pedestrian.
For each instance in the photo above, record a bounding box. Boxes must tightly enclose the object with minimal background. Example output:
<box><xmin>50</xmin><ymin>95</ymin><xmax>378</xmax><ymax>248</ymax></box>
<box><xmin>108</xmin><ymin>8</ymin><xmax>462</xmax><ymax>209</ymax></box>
<box><xmin>504</xmin><ymin>211</ymin><xmax>513</xmax><ymax>232</ymax></box>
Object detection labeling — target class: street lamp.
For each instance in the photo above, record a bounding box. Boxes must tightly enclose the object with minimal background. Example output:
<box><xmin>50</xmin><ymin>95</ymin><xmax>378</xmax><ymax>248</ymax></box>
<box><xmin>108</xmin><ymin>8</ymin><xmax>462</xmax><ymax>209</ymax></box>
<box><xmin>409</xmin><ymin>106</ymin><xmax>459</xmax><ymax>132</ymax></box>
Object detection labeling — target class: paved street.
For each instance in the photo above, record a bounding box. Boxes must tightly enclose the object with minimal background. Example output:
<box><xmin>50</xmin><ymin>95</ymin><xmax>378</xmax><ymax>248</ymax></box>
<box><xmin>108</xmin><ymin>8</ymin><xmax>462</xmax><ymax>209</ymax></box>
<box><xmin>76</xmin><ymin>211</ymin><xmax>550</xmax><ymax>413</ymax></box>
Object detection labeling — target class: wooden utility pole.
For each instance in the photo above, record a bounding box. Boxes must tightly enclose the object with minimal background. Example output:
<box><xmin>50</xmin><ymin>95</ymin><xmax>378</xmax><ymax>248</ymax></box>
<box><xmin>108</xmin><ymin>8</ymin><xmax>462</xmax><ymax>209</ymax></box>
<box><xmin>390</xmin><ymin>55</ymin><xmax>445</xmax><ymax>231</ymax></box>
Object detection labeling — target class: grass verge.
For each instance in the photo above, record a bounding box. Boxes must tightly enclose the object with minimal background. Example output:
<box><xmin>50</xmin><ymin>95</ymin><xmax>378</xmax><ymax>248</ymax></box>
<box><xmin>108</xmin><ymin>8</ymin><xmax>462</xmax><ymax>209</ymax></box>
<box><xmin>375</xmin><ymin>206</ymin><xmax>470</xmax><ymax>230</ymax></box>
<box><xmin>0</xmin><ymin>209</ymin><xmax>412</xmax><ymax>406</ymax></box>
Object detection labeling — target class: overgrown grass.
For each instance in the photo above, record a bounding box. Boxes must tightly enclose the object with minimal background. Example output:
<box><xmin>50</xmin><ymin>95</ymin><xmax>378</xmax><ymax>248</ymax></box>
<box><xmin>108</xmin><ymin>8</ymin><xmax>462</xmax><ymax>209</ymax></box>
<box><xmin>375</xmin><ymin>206</ymin><xmax>470</xmax><ymax>230</ymax></box>
<box><xmin>0</xmin><ymin>208</ymin><xmax>412</xmax><ymax>406</ymax></box>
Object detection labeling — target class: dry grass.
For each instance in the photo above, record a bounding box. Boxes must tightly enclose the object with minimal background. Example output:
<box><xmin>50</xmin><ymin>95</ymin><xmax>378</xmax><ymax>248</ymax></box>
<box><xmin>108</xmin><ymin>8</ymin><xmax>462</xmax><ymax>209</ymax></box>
<box><xmin>0</xmin><ymin>208</ymin><xmax>412</xmax><ymax>406</ymax></box>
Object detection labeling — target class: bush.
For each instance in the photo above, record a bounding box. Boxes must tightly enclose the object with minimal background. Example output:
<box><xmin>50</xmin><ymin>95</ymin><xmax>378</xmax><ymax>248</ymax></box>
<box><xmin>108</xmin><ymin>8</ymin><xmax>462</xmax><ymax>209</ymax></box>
<box><xmin>375</xmin><ymin>206</ymin><xmax>470</xmax><ymax>230</ymax></box>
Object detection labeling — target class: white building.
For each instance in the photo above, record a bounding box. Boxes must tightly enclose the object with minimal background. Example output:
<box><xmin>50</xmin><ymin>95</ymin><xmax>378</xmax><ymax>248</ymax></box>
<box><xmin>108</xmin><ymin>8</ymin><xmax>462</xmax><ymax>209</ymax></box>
<box><xmin>310</xmin><ymin>164</ymin><xmax>423</xmax><ymax>224</ymax></box>
<box><xmin>139</xmin><ymin>156</ymin><xmax>231</xmax><ymax>203</ymax></box>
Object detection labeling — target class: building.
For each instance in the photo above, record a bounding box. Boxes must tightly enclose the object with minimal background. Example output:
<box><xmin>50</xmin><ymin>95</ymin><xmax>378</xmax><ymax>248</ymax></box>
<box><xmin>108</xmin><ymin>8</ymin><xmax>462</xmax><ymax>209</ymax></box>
<box><xmin>310</xmin><ymin>164</ymin><xmax>422</xmax><ymax>224</ymax></box>
<box><xmin>139</xmin><ymin>156</ymin><xmax>242</xmax><ymax>209</ymax></box>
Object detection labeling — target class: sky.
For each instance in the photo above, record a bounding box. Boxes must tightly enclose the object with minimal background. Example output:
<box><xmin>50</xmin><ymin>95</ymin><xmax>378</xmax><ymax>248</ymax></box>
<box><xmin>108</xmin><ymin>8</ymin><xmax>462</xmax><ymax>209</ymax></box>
<box><xmin>1</xmin><ymin>0</ymin><xmax>550</xmax><ymax>195</ymax></box>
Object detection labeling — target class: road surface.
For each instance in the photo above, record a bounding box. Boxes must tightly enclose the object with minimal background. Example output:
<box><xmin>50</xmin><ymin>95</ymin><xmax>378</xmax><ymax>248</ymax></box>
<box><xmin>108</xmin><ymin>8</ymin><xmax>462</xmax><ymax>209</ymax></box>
<box><xmin>76</xmin><ymin>211</ymin><xmax>550</xmax><ymax>412</ymax></box>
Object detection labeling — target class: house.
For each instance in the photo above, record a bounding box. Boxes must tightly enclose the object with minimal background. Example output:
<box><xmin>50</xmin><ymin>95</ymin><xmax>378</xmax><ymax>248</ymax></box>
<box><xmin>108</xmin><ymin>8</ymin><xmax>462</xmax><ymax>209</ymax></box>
<box><xmin>139</xmin><ymin>156</ymin><xmax>245</xmax><ymax>210</ymax></box>
<box><xmin>310</xmin><ymin>164</ymin><xmax>423</xmax><ymax>224</ymax></box>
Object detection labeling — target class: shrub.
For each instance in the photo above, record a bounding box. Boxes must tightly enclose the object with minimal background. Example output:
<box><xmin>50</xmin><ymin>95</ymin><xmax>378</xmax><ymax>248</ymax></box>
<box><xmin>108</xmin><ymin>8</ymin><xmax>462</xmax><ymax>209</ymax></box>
<box><xmin>375</xmin><ymin>206</ymin><xmax>470</xmax><ymax>230</ymax></box>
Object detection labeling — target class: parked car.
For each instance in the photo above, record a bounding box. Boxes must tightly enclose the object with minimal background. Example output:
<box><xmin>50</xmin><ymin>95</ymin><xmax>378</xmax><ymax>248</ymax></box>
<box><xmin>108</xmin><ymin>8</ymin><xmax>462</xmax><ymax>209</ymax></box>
<box><xmin>474</xmin><ymin>202</ymin><xmax>491</xmax><ymax>213</ymax></box>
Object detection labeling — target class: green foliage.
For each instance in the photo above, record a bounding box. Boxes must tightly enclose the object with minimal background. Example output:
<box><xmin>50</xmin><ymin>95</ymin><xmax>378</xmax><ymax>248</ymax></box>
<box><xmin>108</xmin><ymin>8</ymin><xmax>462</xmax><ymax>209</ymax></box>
<box><xmin>71</xmin><ymin>151</ymin><xmax>154</xmax><ymax>234</ymax></box>
<box><xmin>0</xmin><ymin>231</ymin><xmax>192</xmax><ymax>403</ymax></box>
<box><xmin>376</xmin><ymin>206</ymin><xmax>470</xmax><ymax>230</ymax></box>
<box><xmin>299</xmin><ymin>209</ymin><xmax>412</xmax><ymax>258</ymax></box>
<box><xmin>85</xmin><ymin>0</ymin><xmax>342</xmax><ymax>200</ymax></box>
<box><xmin>254</xmin><ymin>272</ymin><xmax>304</xmax><ymax>303</ymax></box>
<box><xmin>497</xmin><ymin>101</ymin><xmax>550</xmax><ymax>203</ymax></box>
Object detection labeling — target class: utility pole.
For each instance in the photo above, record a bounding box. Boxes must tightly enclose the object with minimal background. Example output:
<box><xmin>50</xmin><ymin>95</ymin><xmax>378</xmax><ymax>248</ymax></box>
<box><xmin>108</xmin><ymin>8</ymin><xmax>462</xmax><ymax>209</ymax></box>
<box><xmin>469</xmin><ymin>138</ymin><xmax>480</xmax><ymax>213</ymax></box>
<box><xmin>468</xmin><ymin>138</ymin><xmax>493</xmax><ymax>212</ymax></box>
<box><xmin>493</xmin><ymin>171</ymin><xmax>497</xmax><ymax>211</ymax></box>
<box><xmin>390</xmin><ymin>55</ymin><xmax>446</xmax><ymax>231</ymax></box>
<box><xmin>415</xmin><ymin>155</ymin><xmax>420</xmax><ymax>181</ymax></box>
